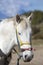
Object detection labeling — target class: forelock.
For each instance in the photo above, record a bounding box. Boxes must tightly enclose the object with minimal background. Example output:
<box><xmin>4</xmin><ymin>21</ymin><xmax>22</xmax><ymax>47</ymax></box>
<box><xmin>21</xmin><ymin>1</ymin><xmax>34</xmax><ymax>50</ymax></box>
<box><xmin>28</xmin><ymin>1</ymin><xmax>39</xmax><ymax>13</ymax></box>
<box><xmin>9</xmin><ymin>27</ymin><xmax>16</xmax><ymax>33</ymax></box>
<box><xmin>19</xmin><ymin>18</ymin><xmax>28</xmax><ymax>30</ymax></box>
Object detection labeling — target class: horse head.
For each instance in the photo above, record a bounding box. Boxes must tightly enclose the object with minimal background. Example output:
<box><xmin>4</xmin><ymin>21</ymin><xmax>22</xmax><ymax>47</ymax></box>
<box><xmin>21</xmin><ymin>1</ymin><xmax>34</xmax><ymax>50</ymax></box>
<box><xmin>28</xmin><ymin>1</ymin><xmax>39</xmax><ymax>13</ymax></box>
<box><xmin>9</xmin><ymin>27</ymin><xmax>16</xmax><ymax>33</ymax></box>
<box><xmin>16</xmin><ymin>13</ymin><xmax>34</xmax><ymax>62</ymax></box>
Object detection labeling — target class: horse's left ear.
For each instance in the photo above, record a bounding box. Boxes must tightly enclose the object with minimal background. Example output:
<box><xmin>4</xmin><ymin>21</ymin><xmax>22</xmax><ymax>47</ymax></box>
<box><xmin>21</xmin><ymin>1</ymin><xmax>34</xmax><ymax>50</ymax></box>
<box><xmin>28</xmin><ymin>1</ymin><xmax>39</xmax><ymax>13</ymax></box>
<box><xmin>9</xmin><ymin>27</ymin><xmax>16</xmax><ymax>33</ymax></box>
<box><xmin>27</xmin><ymin>13</ymin><xmax>33</xmax><ymax>21</ymax></box>
<box><xmin>16</xmin><ymin>14</ymin><xmax>20</xmax><ymax>23</ymax></box>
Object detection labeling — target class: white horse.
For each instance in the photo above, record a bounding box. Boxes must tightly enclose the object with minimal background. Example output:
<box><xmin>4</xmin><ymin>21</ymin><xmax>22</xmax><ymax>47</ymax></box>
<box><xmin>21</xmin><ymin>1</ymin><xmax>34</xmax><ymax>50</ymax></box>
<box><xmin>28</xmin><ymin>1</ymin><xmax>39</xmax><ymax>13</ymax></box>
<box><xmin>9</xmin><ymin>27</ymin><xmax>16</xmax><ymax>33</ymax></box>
<box><xmin>0</xmin><ymin>13</ymin><xmax>33</xmax><ymax>65</ymax></box>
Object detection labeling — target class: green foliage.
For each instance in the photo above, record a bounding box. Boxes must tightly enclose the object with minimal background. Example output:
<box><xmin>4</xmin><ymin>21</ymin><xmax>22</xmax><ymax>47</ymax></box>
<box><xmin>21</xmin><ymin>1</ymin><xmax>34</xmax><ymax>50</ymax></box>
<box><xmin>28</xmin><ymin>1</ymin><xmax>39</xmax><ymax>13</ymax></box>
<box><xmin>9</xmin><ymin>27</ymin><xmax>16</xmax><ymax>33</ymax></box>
<box><xmin>32</xmin><ymin>10</ymin><xmax>43</xmax><ymax>25</ymax></box>
<box><xmin>23</xmin><ymin>11</ymin><xmax>32</xmax><ymax>17</ymax></box>
<box><xmin>32</xmin><ymin>26</ymin><xmax>40</xmax><ymax>35</ymax></box>
<box><xmin>23</xmin><ymin>10</ymin><xmax>43</xmax><ymax>25</ymax></box>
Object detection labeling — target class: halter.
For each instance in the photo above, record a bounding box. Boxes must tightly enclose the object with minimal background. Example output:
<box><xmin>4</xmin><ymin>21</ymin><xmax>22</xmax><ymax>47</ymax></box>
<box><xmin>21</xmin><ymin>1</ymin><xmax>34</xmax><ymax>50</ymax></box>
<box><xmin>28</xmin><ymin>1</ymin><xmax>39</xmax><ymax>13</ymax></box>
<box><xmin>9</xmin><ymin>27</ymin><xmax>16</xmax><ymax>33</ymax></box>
<box><xmin>16</xmin><ymin>29</ymin><xmax>21</xmax><ymax>50</ymax></box>
<box><xmin>16</xmin><ymin>28</ymin><xmax>32</xmax><ymax>51</ymax></box>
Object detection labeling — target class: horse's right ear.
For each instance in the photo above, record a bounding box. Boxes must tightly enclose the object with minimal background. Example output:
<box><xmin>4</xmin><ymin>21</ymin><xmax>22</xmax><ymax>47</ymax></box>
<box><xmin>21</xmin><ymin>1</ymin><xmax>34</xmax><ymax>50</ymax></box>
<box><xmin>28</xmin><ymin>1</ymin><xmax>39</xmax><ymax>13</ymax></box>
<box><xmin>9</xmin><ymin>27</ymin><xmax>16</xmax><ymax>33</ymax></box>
<box><xmin>16</xmin><ymin>14</ymin><xmax>20</xmax><ymax>23</ymax></box>
<box><xmin>27</xmin><ymin>13</ymin><xmax>33</xmax><ymax>21</ymax></box>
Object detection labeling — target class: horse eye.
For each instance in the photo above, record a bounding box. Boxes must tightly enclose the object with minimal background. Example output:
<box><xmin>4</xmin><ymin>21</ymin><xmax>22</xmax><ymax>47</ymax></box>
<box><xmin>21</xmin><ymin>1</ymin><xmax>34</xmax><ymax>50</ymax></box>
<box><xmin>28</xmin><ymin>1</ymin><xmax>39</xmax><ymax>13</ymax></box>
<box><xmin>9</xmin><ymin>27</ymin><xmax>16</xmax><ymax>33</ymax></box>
<box><xmin>18</xmin><ymin>32</ymin><xmax>21</xmax><ymax>35</ymax></box>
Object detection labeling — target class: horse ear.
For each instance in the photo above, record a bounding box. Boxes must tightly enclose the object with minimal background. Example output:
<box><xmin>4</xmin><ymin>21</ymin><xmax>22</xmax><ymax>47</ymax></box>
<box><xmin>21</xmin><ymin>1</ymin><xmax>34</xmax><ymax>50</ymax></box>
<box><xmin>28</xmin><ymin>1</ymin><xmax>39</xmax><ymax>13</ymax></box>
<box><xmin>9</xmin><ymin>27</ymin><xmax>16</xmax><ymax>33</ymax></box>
<box><xmin>16</xmin><ymin>14</ymin><xmax>20</xmax><ymax>23</ymax></box>
<box><xmin>27</xmin><ymin>13</ymin><xmax>33</xmax><ymax>21</ymax></box>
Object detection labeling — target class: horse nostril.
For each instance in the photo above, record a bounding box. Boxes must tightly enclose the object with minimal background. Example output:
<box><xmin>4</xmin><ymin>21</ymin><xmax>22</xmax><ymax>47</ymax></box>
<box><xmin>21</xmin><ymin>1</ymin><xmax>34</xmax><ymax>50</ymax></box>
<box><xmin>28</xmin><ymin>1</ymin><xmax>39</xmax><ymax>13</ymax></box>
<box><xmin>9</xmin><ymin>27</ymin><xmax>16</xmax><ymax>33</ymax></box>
<box><xmin>25</xmin><ymin>55</ymin><xmax>27</xmax><ymax>59</ymax></box>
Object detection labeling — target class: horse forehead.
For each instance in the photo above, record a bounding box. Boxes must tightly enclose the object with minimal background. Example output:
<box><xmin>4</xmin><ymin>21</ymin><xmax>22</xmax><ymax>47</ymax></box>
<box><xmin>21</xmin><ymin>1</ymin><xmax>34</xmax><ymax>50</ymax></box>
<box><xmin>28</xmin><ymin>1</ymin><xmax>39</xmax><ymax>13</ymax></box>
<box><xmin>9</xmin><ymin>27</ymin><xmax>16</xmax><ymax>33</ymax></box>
<box><xmin>17</xmin><ymin>20</ymin><xmax>27</xmax><ymax>31</ymax></box>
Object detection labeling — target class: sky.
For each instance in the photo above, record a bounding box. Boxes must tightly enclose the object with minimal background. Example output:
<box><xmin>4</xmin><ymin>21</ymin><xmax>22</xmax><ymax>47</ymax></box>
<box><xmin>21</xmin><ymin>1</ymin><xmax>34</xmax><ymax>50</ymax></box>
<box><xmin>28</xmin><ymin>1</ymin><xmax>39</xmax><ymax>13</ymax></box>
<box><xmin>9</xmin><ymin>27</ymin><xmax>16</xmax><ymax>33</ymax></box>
<box><xmin>0</xmin><ymin>0</ymin><xmax>43</xmax><ymax>19</ymax></box>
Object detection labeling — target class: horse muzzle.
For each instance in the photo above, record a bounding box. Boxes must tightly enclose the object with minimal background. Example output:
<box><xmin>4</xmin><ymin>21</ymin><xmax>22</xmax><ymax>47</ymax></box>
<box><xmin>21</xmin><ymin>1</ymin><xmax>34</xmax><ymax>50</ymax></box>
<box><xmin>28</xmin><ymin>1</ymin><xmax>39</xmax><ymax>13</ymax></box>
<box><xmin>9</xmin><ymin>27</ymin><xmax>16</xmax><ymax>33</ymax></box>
<box><xmin>22</xmin><ymin>50</ymin><xmax>34</xmax><ymax>62</ymax></box>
